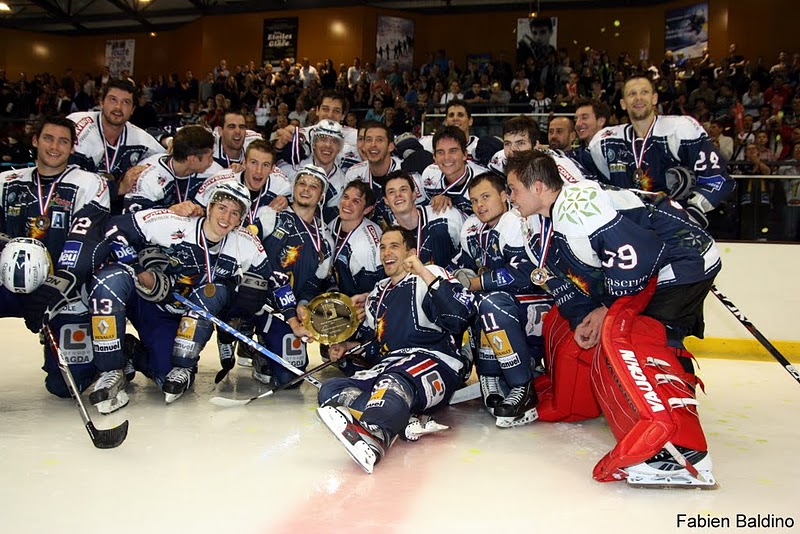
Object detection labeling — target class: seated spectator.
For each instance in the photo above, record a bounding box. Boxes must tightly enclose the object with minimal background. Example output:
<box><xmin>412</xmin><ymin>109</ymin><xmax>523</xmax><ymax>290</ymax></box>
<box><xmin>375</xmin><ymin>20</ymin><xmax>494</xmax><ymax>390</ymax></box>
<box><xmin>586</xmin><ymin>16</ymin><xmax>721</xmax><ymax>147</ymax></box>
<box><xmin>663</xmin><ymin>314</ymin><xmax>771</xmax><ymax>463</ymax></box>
<box><xmin>463</xmin><ymin>82</ymin><xmax>489</xmax><ymax>104</ymax></box>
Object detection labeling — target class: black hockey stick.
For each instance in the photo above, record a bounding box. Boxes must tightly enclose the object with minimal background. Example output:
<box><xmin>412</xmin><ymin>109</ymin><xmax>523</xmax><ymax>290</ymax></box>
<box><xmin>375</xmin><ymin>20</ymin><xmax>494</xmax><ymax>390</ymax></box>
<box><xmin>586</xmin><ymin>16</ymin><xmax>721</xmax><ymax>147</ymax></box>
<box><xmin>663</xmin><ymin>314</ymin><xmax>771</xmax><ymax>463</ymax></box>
<box><xmin>210</xmin><ymin>342</ymin><xmax>369</xmax><ymax>407</ymax></box>
<box><xmin>43</xmin><ymin>325</ymin><xmax>129</xmax><ymax>449</ymax></box>
<box><xmin>710</xmin><ymin>285</ymin><xmax>800</xmax><ymax>385</ymax></box>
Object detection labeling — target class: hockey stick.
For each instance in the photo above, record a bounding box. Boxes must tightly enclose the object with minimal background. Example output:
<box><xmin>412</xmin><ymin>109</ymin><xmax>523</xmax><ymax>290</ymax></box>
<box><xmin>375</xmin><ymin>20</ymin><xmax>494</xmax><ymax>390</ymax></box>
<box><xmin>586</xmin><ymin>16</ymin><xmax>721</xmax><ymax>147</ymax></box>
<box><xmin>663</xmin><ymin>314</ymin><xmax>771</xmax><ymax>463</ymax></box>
<box><xmin>710</xmin><ymin>285</ymin><xmax>800</xmax><ymax>385</ymax></box>
<box><xmin>173</xmin><ymin>294</ymin><xmax>322</xmax><ymax>388</ymax></box>
<box><xmin>209</xmin><ymin>343</ymin><xmax>369</xmax><ymax>408</ymax></box>
<box><xmin>449</xmin><ymin>382</ymin><xmax>481</xmax><ymax>404</ymax></box>
<box><xmin>42</xmin><ymin>325</ymin><xmax>129</xmax><ymax>449</ymax></box>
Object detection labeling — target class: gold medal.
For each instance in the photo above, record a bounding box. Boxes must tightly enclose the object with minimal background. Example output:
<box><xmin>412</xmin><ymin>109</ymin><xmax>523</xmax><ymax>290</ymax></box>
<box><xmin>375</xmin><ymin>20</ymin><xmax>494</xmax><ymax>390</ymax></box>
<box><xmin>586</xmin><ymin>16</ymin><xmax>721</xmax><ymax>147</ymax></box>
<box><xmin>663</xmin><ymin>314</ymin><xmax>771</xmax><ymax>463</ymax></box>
<box><xmin>246</xmin><ymin>224</ymin><xmax>259</xmax><ymax>236</ymax></box>
<box><xmin>34</xmin><ymin>215</ymin><xmax>51</xmax><ymax>231</ymax></box>
<box><xmin>633</xmin><ymin>167</ymin><xmax>644</xmax><ymax>186</ymax></box>
<box><xmin>530</xmin><ymin>267</ymin><xmax>550</xmax><ymax>286</ymax></box>
<box><xmin>203</xmin><ymin>283</ymin><xmax>216</xmax><ymax>298</ymax></box>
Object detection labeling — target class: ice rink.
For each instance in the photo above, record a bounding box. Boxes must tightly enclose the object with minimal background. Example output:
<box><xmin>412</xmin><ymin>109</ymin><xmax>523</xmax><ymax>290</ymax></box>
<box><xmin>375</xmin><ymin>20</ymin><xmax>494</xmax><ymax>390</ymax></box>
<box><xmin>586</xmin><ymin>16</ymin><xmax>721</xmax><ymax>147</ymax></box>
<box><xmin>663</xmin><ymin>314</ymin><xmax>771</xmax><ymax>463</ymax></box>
<box><xmin>1</xmin><ymin>318</ymin><xmax>798</xmax><ymax>534</ymax></box>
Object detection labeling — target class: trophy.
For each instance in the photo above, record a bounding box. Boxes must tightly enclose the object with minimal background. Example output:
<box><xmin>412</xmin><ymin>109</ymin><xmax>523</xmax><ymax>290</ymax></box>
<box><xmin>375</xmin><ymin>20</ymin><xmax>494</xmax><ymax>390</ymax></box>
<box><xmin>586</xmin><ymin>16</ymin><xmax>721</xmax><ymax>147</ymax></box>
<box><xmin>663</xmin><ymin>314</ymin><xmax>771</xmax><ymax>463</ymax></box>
<box><xmin>303</xmin><ymin>292</ymin><xmax>360</xmax><ymax>344</ymax></box>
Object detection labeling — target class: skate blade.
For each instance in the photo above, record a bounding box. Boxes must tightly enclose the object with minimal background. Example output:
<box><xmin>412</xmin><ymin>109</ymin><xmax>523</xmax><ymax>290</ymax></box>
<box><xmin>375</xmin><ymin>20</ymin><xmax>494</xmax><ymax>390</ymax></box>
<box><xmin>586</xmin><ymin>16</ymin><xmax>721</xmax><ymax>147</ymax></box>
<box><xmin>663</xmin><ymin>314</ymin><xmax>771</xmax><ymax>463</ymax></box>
<box><xmin>95</xmin><ymin>391</ymin><xmax>130</xmax><ymax>415</ymax></box>
<box><xmin>495</xmin><ymin>407</ymin><xmax>539</xmax><ymax>428</ymax></box>
<box><xmin>627</xmin><ymin>474</ymin><xmax>719</xmax><ymax>490</ymax></box>
<box><xmin>317</xmin><ymin>407</ymin><xmax>375</xmax><ymax>474</ymax></box>
<box><xmin>237</xmin><ymin>357</ymin><xmax>253</xmax><ymax>367</ymax></box>
<box><xmin>164</xmin><ymin>391</ymin><xmax>185</xmax><ymax>404</ymax></box>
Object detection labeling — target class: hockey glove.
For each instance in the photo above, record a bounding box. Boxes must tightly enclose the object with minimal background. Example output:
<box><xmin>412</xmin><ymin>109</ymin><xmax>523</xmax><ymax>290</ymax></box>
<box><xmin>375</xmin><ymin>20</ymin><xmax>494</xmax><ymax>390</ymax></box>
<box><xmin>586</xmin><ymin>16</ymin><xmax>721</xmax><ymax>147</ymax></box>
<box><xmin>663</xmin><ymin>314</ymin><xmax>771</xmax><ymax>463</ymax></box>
<box><xmin>665</xmin><ymin>166</ymin><xmax>696</xmax><ymax>201</ymax></box>
<box><xmin>228</xmin><ymin>274</ymin><xmax>270</xmax><ymax>319</ymax></box>
<box><xmin>23</xmin><ymin>270</ymin><xmax>80</xmax><ymax>333</ymax></box>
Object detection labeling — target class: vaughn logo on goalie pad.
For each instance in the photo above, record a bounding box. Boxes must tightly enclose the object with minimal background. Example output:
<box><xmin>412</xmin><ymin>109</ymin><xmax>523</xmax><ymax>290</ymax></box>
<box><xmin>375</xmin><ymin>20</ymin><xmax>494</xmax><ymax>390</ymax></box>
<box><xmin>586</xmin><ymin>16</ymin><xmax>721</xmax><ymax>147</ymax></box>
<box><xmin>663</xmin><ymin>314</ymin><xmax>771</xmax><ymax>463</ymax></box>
<box><xmin>620</xmin><ymin>349</ymin><xmax>665</xmax><ymax>412</ymax></box>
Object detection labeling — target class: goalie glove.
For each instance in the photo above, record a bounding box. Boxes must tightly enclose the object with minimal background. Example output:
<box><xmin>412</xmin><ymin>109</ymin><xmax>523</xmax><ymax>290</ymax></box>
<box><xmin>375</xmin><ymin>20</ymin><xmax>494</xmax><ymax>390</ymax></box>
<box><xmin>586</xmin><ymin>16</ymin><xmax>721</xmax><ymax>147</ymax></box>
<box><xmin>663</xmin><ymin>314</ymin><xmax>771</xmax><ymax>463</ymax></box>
<box><xmin>22</xmin><ymin>270</ymin><xmax>80</xmax><ymax>333</ymax></box>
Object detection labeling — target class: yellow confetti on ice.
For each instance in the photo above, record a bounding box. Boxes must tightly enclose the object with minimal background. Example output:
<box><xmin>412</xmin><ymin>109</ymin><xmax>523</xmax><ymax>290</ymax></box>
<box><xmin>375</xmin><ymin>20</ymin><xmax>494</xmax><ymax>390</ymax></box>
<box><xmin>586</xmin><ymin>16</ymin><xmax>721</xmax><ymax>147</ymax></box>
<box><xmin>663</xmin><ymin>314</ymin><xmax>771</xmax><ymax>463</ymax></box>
<box><xmin>468</xmin><ymin>448</ymin><xmax>481</xmax><ymax>455</ymax></box>
<box><xmin>756</xmin><ymin>478</ymin><xmax>774</xmax><ymax>485</ymax></box>
<box><xmin>42</xmin><ymin>458</ymin><xmax>60</xmax><ymax>466</ymax></box>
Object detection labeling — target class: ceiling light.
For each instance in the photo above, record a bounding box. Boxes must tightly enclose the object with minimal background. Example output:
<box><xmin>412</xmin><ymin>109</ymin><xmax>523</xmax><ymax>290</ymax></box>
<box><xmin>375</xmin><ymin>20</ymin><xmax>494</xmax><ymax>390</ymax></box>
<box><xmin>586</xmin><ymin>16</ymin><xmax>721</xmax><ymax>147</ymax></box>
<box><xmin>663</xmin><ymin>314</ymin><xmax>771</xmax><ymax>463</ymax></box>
<box><xmin>0</xmin><ymin>3</ymin><xmax>12</xmax><ymax>11</ymax></box>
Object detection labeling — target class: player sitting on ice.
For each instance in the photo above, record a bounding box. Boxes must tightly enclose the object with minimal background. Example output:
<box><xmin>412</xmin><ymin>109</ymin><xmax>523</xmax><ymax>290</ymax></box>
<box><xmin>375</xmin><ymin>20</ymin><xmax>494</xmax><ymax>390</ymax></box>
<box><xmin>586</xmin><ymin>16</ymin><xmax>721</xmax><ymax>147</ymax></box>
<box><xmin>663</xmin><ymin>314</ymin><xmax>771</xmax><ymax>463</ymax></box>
<box><xmin>506</xmin><ymin>149</ymin><xmax>720</xmax><ymax>489</ymax></box>
<box><xmin>317</xmin><ymin>226</ymin><xmax>475</xmax><ymax>473</ymax></box>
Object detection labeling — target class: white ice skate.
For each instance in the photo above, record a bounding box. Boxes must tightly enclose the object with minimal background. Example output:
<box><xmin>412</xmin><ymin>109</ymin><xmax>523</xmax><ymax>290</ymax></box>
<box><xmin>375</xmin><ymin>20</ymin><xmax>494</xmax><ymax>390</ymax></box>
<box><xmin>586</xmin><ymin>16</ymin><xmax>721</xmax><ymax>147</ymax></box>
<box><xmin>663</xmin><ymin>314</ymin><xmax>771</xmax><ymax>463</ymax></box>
<box><xmin>317</xmin><ymin>404</ymin><xmax>387</xmax><ymax>474</ymax></box>
<box><xmin>89</xmin><ymin>370</ymin><xmax>129</xmax><ymax>415</ymax></box>
<box><xmin>625</xmin><ymin>446</ymin><xmax>719</xmax><ymax>490</ymax></box>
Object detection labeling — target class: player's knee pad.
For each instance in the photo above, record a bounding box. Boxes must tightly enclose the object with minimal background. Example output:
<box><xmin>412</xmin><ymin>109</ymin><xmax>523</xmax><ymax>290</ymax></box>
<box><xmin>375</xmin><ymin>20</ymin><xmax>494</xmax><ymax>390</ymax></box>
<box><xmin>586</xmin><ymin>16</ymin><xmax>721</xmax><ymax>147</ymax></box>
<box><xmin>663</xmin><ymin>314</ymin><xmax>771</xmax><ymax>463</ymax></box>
<box><xmin>319</xmin><ymin>381</ymin><xmax>366</xmax><ymax>409</ymax></box>
<box><xmin>534</xmin><ymin>307</ymin><xmax>601</xmax><ymax>422</ymax></box>
<box><xmin>362</xmin><ymin>374</ymin><xmax>414</xmax><ymax>437</ymax></box>
<box><xmin>261</xmin><ymin>325</ymin><xmax>308</xmax><ymax>387</ymax></box>
<box><xmin>42</xmin><ymin>309</ymin><xmax>97</xmax><ymax>396</ymax></box>
<box><xmin>476</xmin><ymin>292</ymin><xmax>532</xmax><ymax>384</ymax></box>
<box><xmin>590</xmin><ymin>288</ymin><xmax>708</xmax><ymax>483</ymax></box>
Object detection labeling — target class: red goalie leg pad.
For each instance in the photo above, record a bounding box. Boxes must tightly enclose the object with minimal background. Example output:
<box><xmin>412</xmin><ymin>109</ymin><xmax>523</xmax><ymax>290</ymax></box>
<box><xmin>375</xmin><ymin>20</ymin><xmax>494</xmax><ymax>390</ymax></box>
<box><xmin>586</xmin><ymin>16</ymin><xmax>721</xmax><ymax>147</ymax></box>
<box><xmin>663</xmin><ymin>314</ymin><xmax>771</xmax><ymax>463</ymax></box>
<box><xmin>534</xmin><ymin>307</ymin><xmax>602</xmax><ymax>422</ymax></box>
<box><xmin>590</xmin><ymin>280</ymin><xmax>708</xmax><ymax>482</ymax></box>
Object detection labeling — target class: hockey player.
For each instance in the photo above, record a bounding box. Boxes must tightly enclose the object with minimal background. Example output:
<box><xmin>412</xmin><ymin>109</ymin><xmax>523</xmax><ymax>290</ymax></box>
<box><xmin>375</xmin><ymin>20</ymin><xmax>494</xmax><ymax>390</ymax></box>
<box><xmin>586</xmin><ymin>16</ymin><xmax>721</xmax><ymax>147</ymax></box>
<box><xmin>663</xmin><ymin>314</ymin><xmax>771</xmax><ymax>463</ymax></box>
<box><xmin>317</xmin><ymin>226</ymin><xmax>476</xmax><ymax>473</ymax></box>
<box><xmin>0</xmin><ymin>117</ymin><xmax>110</xmax><ymax>397</ymax></box>
<box><xmin>248</xmin><ymin>164</ymin><xmax>332</xmax><ymax>386</ymax></box>
<box><xmin>344</xmin><ymin>122</ymin><xmax>426</xmax><ymax>229</ymax></box>
<box><xmin>196</xmin><ymin>139</ymin><xmax>291</xmax><ymax>221</ymax></box>
<box><xmin>585</xmin><ymin>75</ymin><xmax>734</xmax><ymax>227</ymax></box>
<box><xmin>212</xmin><ymin>111</ymin><xmax>263</xmax><ymax>168</ymax></box>
<box><xmin>125</xmin><ymin>125</ymin><xmax>223</xmax><ymax>214</ymax></box>
<box><xmin>272</xmin><ymin>91</ymin><xmax>361</xmax><ymax>170</ymax></box>
<box><xmin>384</xmin><ymin>171</ymin><xmax>462</xmax><ymax>267</ymax></box>
<box><xmin>87</xmin><ymin>181</ymin><xmax>301</xmax><ymax>411</ymax></box>
<box><xmin>506</xmin><ymin>149</ymin><xmax>720</xmax><ymax>488</ymax></box>
<box><xmin>421</xmin><ymin>126</ymin><xmax>488</xmax><ymax>216</ymax></box>
<box><xmin>68</xmin><ymin>78</ymin><xmax>165</xmax><ymax>209</ymax></box>
<box><xmin>279</xmin><ymin>119</ymin><xmax>349</xmax><ymax>223</ymax></box>
<box><xmin>450</xmin><ymin>172</ymin><xmax>550</xmax><ymax>427</ymax></box>
<box><xmin>195</xmin><ymin>139</ymin><xmax>291</xmax><ymax>370</ymax></box>
<box><xmin>418</xmin><ymin>99</ymin><xmax>479</xmax><ymax>157</ymax></box>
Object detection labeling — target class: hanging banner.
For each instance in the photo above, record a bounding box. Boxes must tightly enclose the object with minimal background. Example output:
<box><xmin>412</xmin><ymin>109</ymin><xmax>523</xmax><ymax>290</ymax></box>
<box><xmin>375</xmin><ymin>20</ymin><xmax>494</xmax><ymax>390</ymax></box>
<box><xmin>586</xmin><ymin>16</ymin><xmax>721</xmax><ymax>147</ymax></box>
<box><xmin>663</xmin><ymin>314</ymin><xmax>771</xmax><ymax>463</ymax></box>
<box><xmin>263</xmin><ymin>17</ymin><xmax>299</xmax><ymax>68</ymax></box>
<box><xmin>376</xmin><ymin>16</ymin><xmax>415</xmax><ymax>71</ymax></box>
<box><xmin>517</xmin><ymin>17</ymin><xmax>557</xmax><ymax>67</ymax></box>
<box><xmin>105</xmin><ymin>39</ymin><xmax>135</xmax><ymax>77</ymax></box>
<box><xmin>664</xmin><ymin>3</ymin><xmax>708</xmax><ymax>58</ymax></box>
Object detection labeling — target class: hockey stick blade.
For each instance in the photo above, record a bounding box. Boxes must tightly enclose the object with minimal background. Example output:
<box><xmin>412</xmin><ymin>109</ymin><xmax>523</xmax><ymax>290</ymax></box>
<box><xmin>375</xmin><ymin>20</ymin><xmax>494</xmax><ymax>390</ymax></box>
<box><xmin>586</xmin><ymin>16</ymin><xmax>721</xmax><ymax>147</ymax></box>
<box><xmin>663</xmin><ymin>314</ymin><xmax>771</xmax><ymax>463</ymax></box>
<box><xmin>43</xmin><ymin>325</ymin><xmax>129</xmax><ymax>449</ymax></box>
<box><xmin>449</xmin><ymin>382</ymin><xmax>481</xmax><ymax>404</ymax></box>
<box><xmin>87</xmin><ymin>420</ymin><xmax>130</xmax><ymax>449</ymax></box>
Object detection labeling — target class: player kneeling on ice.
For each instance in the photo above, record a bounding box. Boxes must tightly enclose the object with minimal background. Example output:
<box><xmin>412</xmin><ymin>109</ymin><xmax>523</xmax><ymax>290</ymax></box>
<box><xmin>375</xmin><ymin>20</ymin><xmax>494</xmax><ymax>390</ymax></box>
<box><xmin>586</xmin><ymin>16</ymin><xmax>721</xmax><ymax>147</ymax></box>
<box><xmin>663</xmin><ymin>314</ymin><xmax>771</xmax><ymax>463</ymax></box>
<box><xmin>316</xmin><ymin>226</ymin><xmax>475</xmax><ymax>473</ymax></box>
<box><xmin>87</xmin><ymin>181</ymin><xmax>302</xmax><ymax>412</ymax></box>
<box><xmin>506</xmin><ymin>149</ymin><xmax>721</xmax><ymax>489</ymax></box>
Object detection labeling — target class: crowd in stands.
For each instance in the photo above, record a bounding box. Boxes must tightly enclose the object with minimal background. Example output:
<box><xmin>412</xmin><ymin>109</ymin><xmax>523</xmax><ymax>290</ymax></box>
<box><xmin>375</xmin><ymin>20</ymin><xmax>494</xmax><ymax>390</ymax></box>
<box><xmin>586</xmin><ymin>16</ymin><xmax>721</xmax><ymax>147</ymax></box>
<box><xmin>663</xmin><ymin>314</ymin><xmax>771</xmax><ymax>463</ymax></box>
<box><xmin>1</xmin><ymin>43</ymin><xmax>799</xmax><ymax>240</ymax></box>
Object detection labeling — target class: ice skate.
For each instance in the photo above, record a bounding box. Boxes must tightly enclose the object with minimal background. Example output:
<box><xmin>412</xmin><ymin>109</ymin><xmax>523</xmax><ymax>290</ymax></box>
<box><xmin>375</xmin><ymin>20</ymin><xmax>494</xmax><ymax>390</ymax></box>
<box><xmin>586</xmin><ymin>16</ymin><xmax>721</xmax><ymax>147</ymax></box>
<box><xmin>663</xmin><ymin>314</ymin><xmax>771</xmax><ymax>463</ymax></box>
<box><xmin>494</xmin><ymin>381</ymin><xmax>538</xmax><ymax>428</ymax></box>
<box><xmin>251</xmin><ymin>353</ymin><xmax>272</xmax><ymax>385</ymax></box>
<box><xmin>317</xmin><ymin>404</ymin><xmax>388</xmax><ymax>474</ymax></box>
<box><xmin>237</xmin><ymin>339</ymin><xmax>254</xmax><ymax>367</ymax></box>
<box><xmin>403</xmin><ymin>415</ymin><xmax>449</xmax><ymax>441</ymax></box>
<box><xmin>625</xmin><ymin>446</ymin><xmax>718</xmax><ymax>489</ymax></box>
<box><xmin>479</xmin><ymin>374</ymin><xmax>504</xmax><ymax>414</ymax></box>
<box><xmin>89</xmin><ymin>370</ymin><xmax>129</xmax><ymax>414</ymax></box>
<box><xmin>123</xmin><ymin>333</ymin><xmax>145</xmax><ymax>382</ymax></box>
<box><xmin>162</xmin><ymin>366</ymin><xmax>195</xmax><ymax>404</ymax></box>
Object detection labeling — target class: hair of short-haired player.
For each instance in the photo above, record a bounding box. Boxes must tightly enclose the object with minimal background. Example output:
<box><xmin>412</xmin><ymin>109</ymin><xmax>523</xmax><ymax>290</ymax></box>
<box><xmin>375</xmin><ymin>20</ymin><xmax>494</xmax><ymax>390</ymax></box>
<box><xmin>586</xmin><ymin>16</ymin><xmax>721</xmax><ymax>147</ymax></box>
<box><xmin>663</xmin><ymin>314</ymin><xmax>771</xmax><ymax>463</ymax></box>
<box><xmin>505</xmin><ymin>149</ymin><xmax>564</xmax><ymax>191</ymax></box>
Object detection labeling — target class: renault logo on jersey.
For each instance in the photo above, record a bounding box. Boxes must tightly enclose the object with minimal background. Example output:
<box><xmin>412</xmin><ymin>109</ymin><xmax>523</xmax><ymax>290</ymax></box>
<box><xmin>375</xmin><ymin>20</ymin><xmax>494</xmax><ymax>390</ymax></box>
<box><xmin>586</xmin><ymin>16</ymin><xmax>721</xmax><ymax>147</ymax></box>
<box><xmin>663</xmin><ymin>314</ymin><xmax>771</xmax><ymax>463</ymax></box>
<box><xmin>177</xmin><ymin>317</ymin><xmax>197</xmax><ymax>339</ymax></box>
<box><xmin>91</xmin><ymin>316</ymin><xmax>116</xmax><ymax>341</ymax></box>
<box><xmin>488</xmin><ymin>330</ymin><xmax>513</xmax><ymax>357</ymax></box>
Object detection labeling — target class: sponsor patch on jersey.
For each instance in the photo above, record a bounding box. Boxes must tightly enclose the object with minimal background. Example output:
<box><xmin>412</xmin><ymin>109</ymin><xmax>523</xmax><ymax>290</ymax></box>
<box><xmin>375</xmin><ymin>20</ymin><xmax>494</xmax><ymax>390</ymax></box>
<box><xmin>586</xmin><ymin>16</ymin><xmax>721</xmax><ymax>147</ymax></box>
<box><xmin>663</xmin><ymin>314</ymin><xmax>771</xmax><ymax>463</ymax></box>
<box><xmin>487</xmin><ymin>330</ymin><xmax>513</xmax><ymax>357</ymax></box>
<box><xmin>93</xmin><ymin>339</ymin><xmax>122</xmax><ymax>353</ymax></box>
<box><xmin>282</xmin><ymin>333</ymin><xmax>306</xmax><ymax>367</ymax></box>
<box><xmin>58</xmin><ymin>241</ymin><xmax>82</xmax><ymax>269</ymax></box>
<box><xmin>59</xmin><ymin>323</ymin><xmax>93</xmax><ymax>363</ymax></box>
<box><xmin>609</xmin><ymin>163</ymin><xmax>626</xmax><ymax>173</ymax></box>
<box><xmin>453</xmin><ymin>287</ymin><xmax>473</xmax><ymax>309</ymax></box>
<box><xmin>421</xmin><ymin>370</ymin><xmax>446</xmax><ymax>410</ymax></box>
<box><xmin>91</xmin><ymin>316</ymin><xmax>117</xmax><ymax>341</ymax></box>
<box><xmin>493</xmin><ymin>267</ymin><xmax>513</xmax><ymax>286</ymax></box>
<box><xmin>365</xmin><ymin>387</ymin><xmax>386</xmax><ymax>409</ymax></box>
<box><xmin>406</xmin><ymin>357</ymin><xmax>437</xmax><ymax>377</ymax></box>
<box><xmin>366</xmin><ymin>224</ymin><xmax>380</xmax><ymax>245</ymax></box>
<box><xmin>275</xmin><ymin>284</ymin><xmax>296</xmax><ymax>308</ymax></box>
<box><xmin>498</xmin><ymin>352</ymin><xmax>521</xmax><ymax>370</ymax></box>
<box><xmin>6</xmin><ymin>206</ymin><xmax>20</xmax><ymax>216</ymax></box>
<box><xmin>176</xmin><ymin>316</ymin><xmax>198</xmax><ymax>339</ymax></box>
<box><xmin>110</xmin><ymin>242</ymin><xmax>137</xmax><ymax>262</ymax></box>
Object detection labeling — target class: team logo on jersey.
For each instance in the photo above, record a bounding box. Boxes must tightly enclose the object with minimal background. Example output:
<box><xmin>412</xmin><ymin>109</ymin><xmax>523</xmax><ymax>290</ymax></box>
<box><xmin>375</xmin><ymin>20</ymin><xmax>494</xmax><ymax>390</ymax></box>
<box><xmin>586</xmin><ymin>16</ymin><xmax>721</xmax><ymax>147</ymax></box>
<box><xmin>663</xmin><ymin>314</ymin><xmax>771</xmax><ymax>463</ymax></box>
<box><xmin>566</xmin><ymin>269</ymin><xmax>591</xmax><ymax>296</ymax></box>
<box><xmin>51</xmin><ymin>211</ymin><xmax>66</xmax><ymax>229</ymax></box>
<box><xmin>558</xmin><ymin>187</ymin><xmax>602</xmax><ymax>224</ymax></box>
<box><xmin>6</xmin><ymin>191</ymin><xmax>16</xmax><ymax>202</ymax></box>
<box><xmin>281</xmin><ymin>245</ymin><xmax>301</xmax><ymax>268</ymax></box>
<box><xmin>375</xmin><ymin>315</ymin><xmax>386</xmax><ymax>341</ymax></box>
<box><xmin>170</xmin><ymin>229</ymin><xmax>186</xmax><ymax>240</ymax></box>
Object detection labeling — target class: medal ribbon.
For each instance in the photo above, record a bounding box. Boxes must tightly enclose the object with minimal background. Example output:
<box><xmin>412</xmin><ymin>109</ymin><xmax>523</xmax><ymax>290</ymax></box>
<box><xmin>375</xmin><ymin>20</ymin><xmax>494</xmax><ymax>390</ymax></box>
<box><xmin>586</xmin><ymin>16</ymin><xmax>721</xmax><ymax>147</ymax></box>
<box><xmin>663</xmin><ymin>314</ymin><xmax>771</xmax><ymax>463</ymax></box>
<box><xmin>296</xmin><ymin>213</ymin><xmax>323</xmax><ymax>259</ymax></box>
<box><xmin>198</xmin><ymin>228</ymin><xmax>227</xmax><ymax>285</ymax></box>
<box><xmin>35</xmin><ymin>170</ymin><xmax>61</xmax><ymax>218</ymax></box>
<box><xmin>98</xmin><ymin>118</ymin><xmax>124</xmax><ymax>175</ymax></box>
<box><xmin>536</xmin><ymin>215</ymin><xmax>554</xmax><ymax>268</ymax></box>
<box><xmin>168</xmin><ymin>158</ymin><xmax>194</xmax><ymax>204</ymax></box>
<box><xmin>631</xmin><ymin>116</ymin><xmax>657</xmax><ymax>173</ymax></box>
<box><xmin>415</xmin><ymin>207</ymin><xmax>428</xmax><ymax>252</ymax></box>
<box><xmin>439</xmin><ymin>165</ymin><xmax>470</xmax><ymax>196</ymax></box>
<box><xmin>478</xmin><ymin>222</ymin><xmax>491</xmax><ymax>268</ymax></box>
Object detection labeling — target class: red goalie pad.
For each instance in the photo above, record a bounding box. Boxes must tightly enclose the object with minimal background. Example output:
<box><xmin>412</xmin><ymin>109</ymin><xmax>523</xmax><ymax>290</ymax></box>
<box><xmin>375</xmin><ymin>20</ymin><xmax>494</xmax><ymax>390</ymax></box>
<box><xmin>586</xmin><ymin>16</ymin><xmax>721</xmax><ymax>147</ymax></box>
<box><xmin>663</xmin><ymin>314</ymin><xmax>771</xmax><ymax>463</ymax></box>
<box><xmin>590</xmin><ymin>280</ymin><xmax>708</xmax><ymax>483</ymax></box>
<box><xmin>534</xmin><ymin>307</ymin><xmax>602</xmax><ymax>422</ymax></box>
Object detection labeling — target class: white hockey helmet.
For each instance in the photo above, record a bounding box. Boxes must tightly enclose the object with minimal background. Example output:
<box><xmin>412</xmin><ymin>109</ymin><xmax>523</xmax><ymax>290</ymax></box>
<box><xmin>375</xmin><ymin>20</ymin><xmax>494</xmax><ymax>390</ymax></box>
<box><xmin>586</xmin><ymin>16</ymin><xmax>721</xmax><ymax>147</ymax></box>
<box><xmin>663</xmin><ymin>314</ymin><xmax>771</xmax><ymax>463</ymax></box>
<box><xmin>208</xmin><ymin>180</ymin><xmax>252</xmax><ymax>221</ymax></box>
<box><xmin>0</xmin><ymin>237</ymin><xmax>52</xmax><ymax>294</ymax></box>
<box><xmin>312</xmin><ymin>119</ymin><xmax>344</xmax><ymax>145</ymax></box>
<box><xmin>295</xmin><ymin>164</ymin><xmax>329</xmax><ymax>201</ymax></box>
